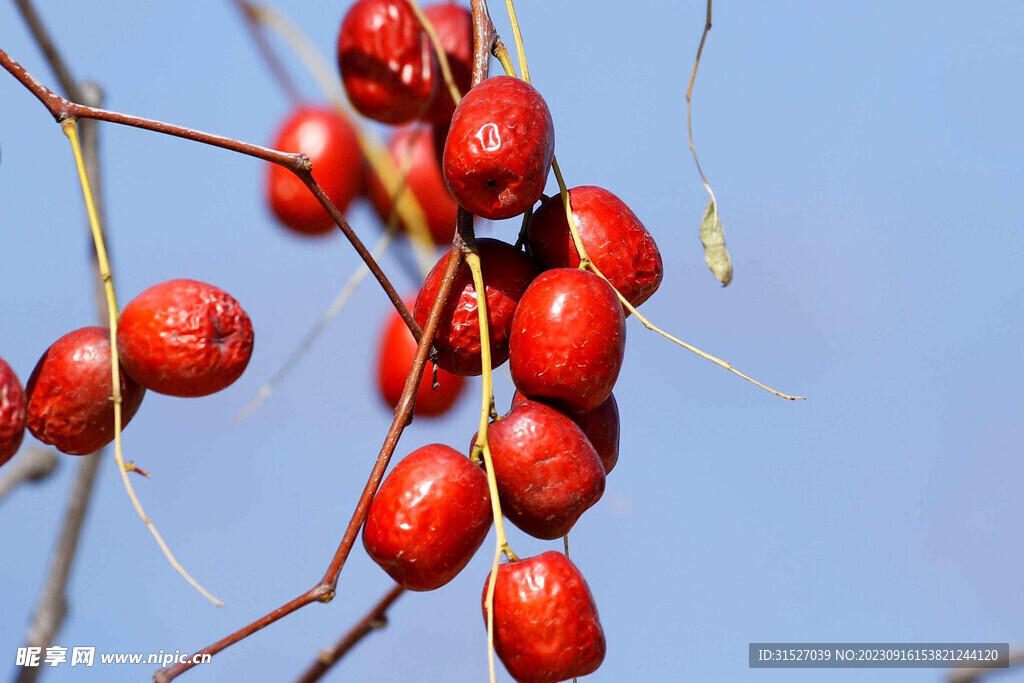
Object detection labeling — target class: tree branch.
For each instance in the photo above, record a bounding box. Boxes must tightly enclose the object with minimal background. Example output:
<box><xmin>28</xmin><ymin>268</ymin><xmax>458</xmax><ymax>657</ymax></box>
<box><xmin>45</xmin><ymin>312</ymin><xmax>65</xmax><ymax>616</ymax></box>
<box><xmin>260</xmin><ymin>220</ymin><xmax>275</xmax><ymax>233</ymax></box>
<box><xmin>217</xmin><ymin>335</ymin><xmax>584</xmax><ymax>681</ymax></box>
<box><xmin>9</xmin><ymin>9</ymin><xmax>112</xmax><ymax>682</ymax></box>
<box><xmin>949</xmin><ymin>647</ymin><xmax>1024</xmax><ymax>683</ymax></box>
<box><xmin>154</xmin><ymin>3</ymin><xmax>497</xmax><ymax>678</ymax></box>
<box><xmin>0</xmin><ymin>46</ymin><xmax>421</xmax><ymax>342</ymax></box>
<box><xmin>295</xmin><ymin>585</ymin><xmax>406</xmax><ymax>683</ymax></box>
<box><xmin>0</xmin><ymin>448</ymin><xmax>59</xmax><ymax>504</ymax></box>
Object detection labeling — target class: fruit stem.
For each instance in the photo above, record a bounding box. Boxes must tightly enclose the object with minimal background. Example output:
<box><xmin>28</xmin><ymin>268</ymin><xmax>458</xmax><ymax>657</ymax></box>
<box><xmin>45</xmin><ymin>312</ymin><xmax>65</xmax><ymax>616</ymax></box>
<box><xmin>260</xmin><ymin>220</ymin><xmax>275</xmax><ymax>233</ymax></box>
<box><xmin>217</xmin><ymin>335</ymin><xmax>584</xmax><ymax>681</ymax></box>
<box><xmin>61</xmin><ymin>118</ymin><xmax>224</xmax><ymax>607</ymax></box>
<box><xmin>234</xmin><ymin>227</ymin><xmax>396</xmax><ymax>423</ymax></box>
<box><xmin>493</xmin><ymin>14</ymin><xmax>801</xmax><ymax>401</ymax></box>
<box><xmin>244</xmin><ymin>2</ymin><xmax>437</xmax><ymax>277</ymax></box>
<box><xmin>465</xmin><ymin>247</ymin><xmax>515</xmax><ymax>683</ymax></box>
<box><xmin>503</xmin><ymin>0</ymin><xmax>530</xmax><ymax>83</ymax></box>
<box><xmin>408</xmin><ymin>0</ymin><xmax>463</xmax><ymax>107</ymax></box>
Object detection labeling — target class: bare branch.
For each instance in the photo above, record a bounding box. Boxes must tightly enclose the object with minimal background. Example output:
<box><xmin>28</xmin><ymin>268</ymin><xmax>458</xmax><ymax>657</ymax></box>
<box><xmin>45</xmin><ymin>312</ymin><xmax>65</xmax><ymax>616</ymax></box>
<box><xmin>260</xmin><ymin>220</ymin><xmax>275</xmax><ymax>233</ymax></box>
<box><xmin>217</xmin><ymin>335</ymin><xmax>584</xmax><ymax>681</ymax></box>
<box><xmin>949</xmin><ymin>647</ymin><xmax>1024</xmax><ymax>683</ymax></box>
<box><xmin>154</xmin><ymin>2</ymin><xmax>498</xmax><ymax>677</ymax></box>
<box><xmin>0</xmin><ymin>46</ymin><xmax>421</xmax><ymax>342</ymax></box>
<box><xmin>0</xmin><ymin>448</ymin><xmax>59</xmax><ymax>504</ymax></box>
<box><xmin>296</xmin><ymin>585</ymin><xmax>406</xmax><ymax>683</ymax></box>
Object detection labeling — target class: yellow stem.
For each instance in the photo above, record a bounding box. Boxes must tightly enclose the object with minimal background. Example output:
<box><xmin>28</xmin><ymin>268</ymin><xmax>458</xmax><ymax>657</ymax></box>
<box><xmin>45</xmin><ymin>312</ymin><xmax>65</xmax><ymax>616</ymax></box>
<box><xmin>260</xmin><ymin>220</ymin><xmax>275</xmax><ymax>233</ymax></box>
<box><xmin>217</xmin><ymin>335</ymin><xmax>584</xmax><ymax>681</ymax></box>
<box><xmin>503</xmin><ymin>0</ymin><xmax>530</xmax><ymax>83</ymax></box>
<box><xmin>62</xmin><ymin>119</ymin><xmax>223</xmax><ymax>606</ymax></box>
<box><xmin>407</xmin><ymin>0</ymin><xmax>462</xmax><ymax>106</ymax></box>
<box><xmin>465</xmin><ymin>249</ymin><xmax>514</xmax><ymax>683</ymax></box>
<box><xmin>247</xmin><ymin>2</ymin><xmax>436</xmax><ymax>276</ymax></box>
<box><xmin>552</xmin><ymin>154</ymin><xmax>804</xmax><ymax>400</ymax></box>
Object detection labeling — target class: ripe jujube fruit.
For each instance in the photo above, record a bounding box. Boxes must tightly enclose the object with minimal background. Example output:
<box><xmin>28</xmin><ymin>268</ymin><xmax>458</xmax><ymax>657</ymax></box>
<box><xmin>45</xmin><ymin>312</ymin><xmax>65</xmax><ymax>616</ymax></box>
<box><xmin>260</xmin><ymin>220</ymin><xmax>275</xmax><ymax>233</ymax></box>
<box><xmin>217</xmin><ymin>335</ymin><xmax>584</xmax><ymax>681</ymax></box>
<box><xmin>266</xmin><ymin>106</ymin><xmax>362</xmax><ymax>236</ymax></box>
<box><xmin>25</xmin><ymin>327</ymin><xmax>146</xmax><ymax>455</ymax></box>
<box><xmin>376</xmin><ymin>304</ymin><xmax>465</xmax><ymax>417</ymax></box>
<box><xmin>421</xmin><ymin>2</ymin><xmax>473</xmax><ymax>124</ymax></box>
<box><xmin>117</xmin><ymin>279</ymin><xmax>254</xmax><ymax>398</ymax></box>
<box><xmin>528</xmin><ymin>185</ymin><xmax>664</xmax><ymax>309</ymax></box>
<box><xmin>480</xmin><ymin>399</ymin><xmax>605</xmax><ymax>539</ymax></box>
<box><xmin>365</xmin><ymin>126</ymin><xmax>459</xmax><ymax>245</ymax></box>
<box><xmin>443</xmin><ymin>75</ymin><xmax>555</xmax><ymax>220</ymax></box>
<box><xmin>414</xmin><ymin>238</ymin><xmax>538</xmax><ymax>376</ymax></box>
<box><xmin>363</xmin><ymin>444</ymin><xmax>491</xmax><ymax>591</ymax></box>
<box><xmin>0</xmin><ymin>357</ymin><xmax>27</xmax><ymax>466</ymax></box>
<box><xmin>337</xmin><ymin>0</ymin><xmax>438</xmax><ymax>124</ymax></box>
<box><xmin>485</xmin><ymin>552</ymin><xmax>606</xmax><ymax>683</ymax></box>
<box><xmin>510</xmin><ymin>268</ymin><xmax>626</xmax><ymax>412</ymax></box>
<box><xmin>512</xmin><ymin>390</ymin><xmax>620</xmax><ymax>475</ymax></box>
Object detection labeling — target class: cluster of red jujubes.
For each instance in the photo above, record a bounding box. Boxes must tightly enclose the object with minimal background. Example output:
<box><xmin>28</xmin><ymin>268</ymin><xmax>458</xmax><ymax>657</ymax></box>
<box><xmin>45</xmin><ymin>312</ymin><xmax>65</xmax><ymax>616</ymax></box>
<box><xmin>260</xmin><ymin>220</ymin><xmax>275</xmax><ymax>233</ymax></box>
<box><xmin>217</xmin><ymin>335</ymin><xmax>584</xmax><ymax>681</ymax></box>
<box><xmin>265</xmin><ymin>0</ymin><xmax>471</xmax><ymax>243</ymax></box>
<box><xmin>0</xmin><ymin>280</ymin><xmax>254</xmax><ymax>458</ymax></box>
<box><xmin>333</xmin><ymin>2</ymin><xmax>664</xmax><ymax>679</ymax></box>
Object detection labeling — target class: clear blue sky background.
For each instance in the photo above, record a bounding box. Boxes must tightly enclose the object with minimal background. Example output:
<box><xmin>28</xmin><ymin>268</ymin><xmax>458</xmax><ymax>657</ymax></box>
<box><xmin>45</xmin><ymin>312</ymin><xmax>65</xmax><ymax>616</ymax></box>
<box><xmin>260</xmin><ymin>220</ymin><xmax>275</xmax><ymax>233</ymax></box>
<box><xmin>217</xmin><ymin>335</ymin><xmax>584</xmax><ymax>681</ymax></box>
<box><xmin>1</xmin><ymin>1</ymin><xmax>1021</xmax><ymax>681</ymax></box>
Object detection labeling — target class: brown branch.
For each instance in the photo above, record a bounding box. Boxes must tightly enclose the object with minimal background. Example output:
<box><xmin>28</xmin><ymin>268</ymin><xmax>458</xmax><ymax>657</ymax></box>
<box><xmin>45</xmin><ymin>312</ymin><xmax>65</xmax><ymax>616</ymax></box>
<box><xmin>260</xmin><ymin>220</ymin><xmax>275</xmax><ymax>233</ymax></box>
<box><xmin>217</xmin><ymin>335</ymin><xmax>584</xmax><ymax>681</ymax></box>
<box><xmin>0</xmin><ymin>448</ymin><xmax>59</xmax><ymax>503</ymax></box>
<box><xmin>154</xmin><ymin>4</ymin><xmax>497</xmax><ymax>679</ymax></box>
<box><xmin>949</xmin><ymin>647</ymin><xmax>1024</xmax><ymax>683</ymax></box>
<box><xmin>295</xmin><ymin>585</ymin><xmax>406</xmax><ymax>683</ymax></box>
<box><xmin>0</xmin><ymin>46</ymin><xmax>421</xmax><ymax>342</ymax></box>
<box><xmin>9</xmin><ymin>9</ymin><xmax>113</xmax><ymax>681</ymax></box>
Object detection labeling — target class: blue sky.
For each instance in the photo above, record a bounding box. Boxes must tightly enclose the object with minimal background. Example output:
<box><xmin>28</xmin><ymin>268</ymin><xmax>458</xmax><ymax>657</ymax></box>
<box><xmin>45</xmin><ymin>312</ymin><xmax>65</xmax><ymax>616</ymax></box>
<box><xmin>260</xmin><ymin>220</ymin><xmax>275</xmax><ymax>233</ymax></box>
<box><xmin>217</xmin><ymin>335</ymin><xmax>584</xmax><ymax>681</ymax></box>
<box><xmin>1</xmin><ymin>1</ymin><xmax>1022</xmax><ymax>681</ymax></box>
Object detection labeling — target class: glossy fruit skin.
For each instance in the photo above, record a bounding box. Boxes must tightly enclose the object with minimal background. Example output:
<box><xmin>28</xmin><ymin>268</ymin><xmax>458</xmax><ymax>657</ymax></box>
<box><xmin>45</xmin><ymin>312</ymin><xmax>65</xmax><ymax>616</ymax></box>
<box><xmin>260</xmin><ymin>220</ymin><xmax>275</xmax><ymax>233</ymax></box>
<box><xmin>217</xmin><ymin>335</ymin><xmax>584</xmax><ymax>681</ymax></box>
<box><xmin>365</xmin><ymin>126</ymin><xmax>459</xmax><ymax>245</ymax></box>
<box><xmin>364</xmin><ymin>444</ymin><xmax>491</xmax><ymax>590</ymax></box>
<box><xmin>25</xmin><ymin>327</ymin><xmax>146</xmax><ymax>455</ymax></box>
<box><xmin>267</xmin><ymin>106</ymin><xmax>362</xmax><ymax>236</ymax></box>
<box><xmin>482</xmin><ymin>400</ymin><xmax>605</xmax><ymax>539</ymax></box>
<box><xmin>117</xmin><ymin>280</ymin><xmax>254</xmax><ymax>397</ymax></box>
<box><xmin>414</xmin><ymin>238</ymin><xmax>538</xmax><ymax>376</ymax></box>
<box><xmin>510</xmin><ymin>268</ymin><xmax>626</xmax><ymax>412</ymax></box>
<box><xmin>0</xmin><ymin>357</ymin><xmax>27</xmax><ymax>466</ymax></box>
<box><xmin>376</xmin><ymin>304</ymin><xmax>465</xmax><ymax>417</ymax></box>
<box><xmin>485</xmin><ymin>551</ymin><xmax>606</xmax><ymax>683</ymax></box>
<box><xmin>443</xmin><ymin>76</ymin><xmax>555</xmax><ymax>220</ymax></box>
<box><xmin>421</xmin><ymin>2</ymin><xmax>473</xmax><ymax>124</ymax></box>
<box><xmin>337</xmin><ymin>0</ymin><xmax>438</xmax><ymax>124</ymax></box>
<box><xmin>528</xmin><ymin>186</ymin><xmax>663</xmax><ymax>309</ymax></box>
<box><xmin>512</xmin><ymin>390</ymin><xmax>620</xmax><ymax>475</ymax></box>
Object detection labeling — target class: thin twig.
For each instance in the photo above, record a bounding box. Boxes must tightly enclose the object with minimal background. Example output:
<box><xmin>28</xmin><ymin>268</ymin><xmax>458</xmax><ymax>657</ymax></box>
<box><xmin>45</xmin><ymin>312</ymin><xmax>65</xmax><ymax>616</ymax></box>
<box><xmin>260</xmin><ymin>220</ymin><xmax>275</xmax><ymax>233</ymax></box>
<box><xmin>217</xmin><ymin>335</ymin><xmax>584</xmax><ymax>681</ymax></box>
<box><xmin>10</xmin><ymin>5</ymin><xmax>115</xmax><ymax>675</ymax></box>
<box><xmin>949</xmin><ymin>647</ymin><xmax>1024</xmax><ymax>683</ymax></box>
<box><xmin>0</xmin><ymin>448</ymin><xmax>59</xmax><ymax>504</ymax></box>
<box><xmin>154</xmin><ymin>4</ymin><xmax>496</xmax><ymax>678</ymax></box>
<box><xmin>295</xmin><ymin>585</ymin><xmax>406</xmax><ymax>683</ymax></box>
<box><xmin>234</xmin><ymin>229</ymin><xmax>395</xmax><ymax>422</ymax></box>
<box><xmin>228</xmin><ymin>0</ymin><xmax>304</xmax><ymax>105</ymax></box>
<box><xmin>685</xmin><ymin>0</ymin><xmax>714</xmax><ymax>191</ymax></box>
<box><xmin>0</xmin><ymin>46</ymin><xmax>421</xmax><ymax>343</ymax></box>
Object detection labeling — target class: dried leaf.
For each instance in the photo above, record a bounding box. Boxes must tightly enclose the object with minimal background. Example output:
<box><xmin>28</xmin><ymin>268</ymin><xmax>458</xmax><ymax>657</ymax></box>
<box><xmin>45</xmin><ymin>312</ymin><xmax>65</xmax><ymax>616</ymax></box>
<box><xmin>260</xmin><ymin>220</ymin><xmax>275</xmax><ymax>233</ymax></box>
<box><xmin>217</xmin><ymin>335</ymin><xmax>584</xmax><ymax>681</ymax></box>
<box><xmin>699</xmin><ymin>197</ymin><xmax>732</xmax><ymax>286</ymax></box>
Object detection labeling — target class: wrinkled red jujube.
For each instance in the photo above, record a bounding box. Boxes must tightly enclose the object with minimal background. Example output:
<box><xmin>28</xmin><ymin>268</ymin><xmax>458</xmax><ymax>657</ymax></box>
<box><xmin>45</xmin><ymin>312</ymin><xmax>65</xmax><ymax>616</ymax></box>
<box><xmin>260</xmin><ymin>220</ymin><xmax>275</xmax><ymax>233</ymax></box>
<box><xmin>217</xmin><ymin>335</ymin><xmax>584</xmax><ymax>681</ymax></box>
<box><xmin>364</xmin><ymin>443</ymin><xmax>491</xmax><ymax>590</ymax></box>
<box><xmin>117</xmin><ymin>279</ymin><xmax>254</xmax><ymax>398</ymax></box>
<box><xmin>25</xmin><ymin>327</ymin><xmax>146</xmax><ymax>455</ymax></box>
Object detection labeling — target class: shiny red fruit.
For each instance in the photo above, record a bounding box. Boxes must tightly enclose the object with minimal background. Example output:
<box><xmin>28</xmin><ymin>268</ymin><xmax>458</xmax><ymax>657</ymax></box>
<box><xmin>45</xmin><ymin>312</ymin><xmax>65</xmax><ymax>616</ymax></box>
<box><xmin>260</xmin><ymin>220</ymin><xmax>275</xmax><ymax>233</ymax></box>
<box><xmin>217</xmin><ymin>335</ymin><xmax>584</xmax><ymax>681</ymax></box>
<box><xmin>485</xmin><ymin>551</ymin><xmax>606</xmax><ymax>683</ymax></box>
<box><xmin>117</xmin><ymin>279</ymin><xmax>254</xmax><ymax>398</ymax></box>
<box><xmin>421</xmin><ymin>2</ymin><xmax>473</xmax><ymax>124</ymax></box>
<box><xmin>364</xmin><ymin>443</ymin><xmax>491</xmax><ymax>590</ymax></box>
<box><xmin>510</xmin><ymin>268</ymin><xmax>626</xmax><ymax>412</ymax></box>
<box><xmin>365</xmin><ymin>126</ymin><xmax>459</xmax><ymax>245</ymax></box>
<box><xmin>482</xmin><ymin>399</ymin><xmax>605</xmax><ymax>539</ymax></box>
<box><xmin>528</xmin><ymin>185</ymin><xmax>664</xmax><ymax>309</ymax></box>
<box><xmin>414</xmin><ymin>238</ymin><xmax>538</xmax><ymax>376</ymax></box>
<box><xmin>337</xmin><ymin>0</ymin><xmax>437</xmax><ymax>124</ymax></box>
<box><xmin>512</xmin><ymin>390</ymin><xmax>620</xmax><ymax>474</ymax></box>
<box><xmin>25</xmin><ymin>327</ymin><xmax>146</xmax><ymax>456</ymax></box>
<box><xmin>376</xmin><ymin>304</ymin><xmax>465</xmax><ymax>417</ymax></box>
<box><xmin>266</xmin><ymin>106</ymin><xmax>362</xmax><ymax>236</ymax></box>
<box><xmin>443</xmin><ymin>76</ymin><xmax>554</xmax><ymax>220</ymax></box>
<box><xmin>0</xmin><ymin>357</ymin><xmax>27</xmax><ymax>466</ymax></box>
